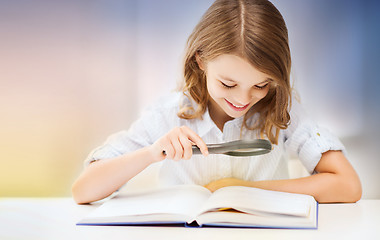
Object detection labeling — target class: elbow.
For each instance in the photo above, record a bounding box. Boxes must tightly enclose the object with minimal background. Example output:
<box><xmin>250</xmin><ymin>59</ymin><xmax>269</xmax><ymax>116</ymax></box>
<box><xmin>317</xmin><ymin>173</ymin><xmax>362</xmax><ymax>203</ymax></box>
<box><xmin>71</xmin><ymin>179</ymin><xmax>114</xmax><ymax>204</ymax></box>
<box><xmin>339</xmin><ymin>173</ymin><xmax>362</xmax><ymax>203</ymax></box>
<box><xmin>72</xmin><ymin>182</ymin><xmax>85</xmax><ymax>204</ymax></box>
<box><xmin>71</xmin><ymin>180</ymin><xmax>92</xmax><ymax>205</ymax></box>
<box><xmin>347</xmin><ymin>178</ymin><xmax>362</xmax><ymax>203</ymax></box>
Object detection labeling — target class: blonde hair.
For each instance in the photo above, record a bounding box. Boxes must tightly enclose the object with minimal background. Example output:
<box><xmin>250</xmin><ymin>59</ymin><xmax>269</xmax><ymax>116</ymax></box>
<box><xmin>177</xmin><ymin>0</ymin><xmax>291</xmax><ymax>145</ymax></box>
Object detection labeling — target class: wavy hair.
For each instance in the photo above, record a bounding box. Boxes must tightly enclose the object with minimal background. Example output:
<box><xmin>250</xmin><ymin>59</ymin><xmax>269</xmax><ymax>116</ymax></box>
<box><xmin>177</xmin><ymin>0</ymin><xmax>292</xmax><ymax>144</ymax></box>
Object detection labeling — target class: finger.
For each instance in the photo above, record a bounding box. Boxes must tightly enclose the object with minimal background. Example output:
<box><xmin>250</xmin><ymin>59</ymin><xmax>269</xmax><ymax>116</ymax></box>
<box><xmin>162</xmin><ymin>139</ymin><xmax>176</xmax><ymax>160</ymax></box>
<box><xmin>180</xmin><ymin>126</ymin><xmax>209</xmax><ymax>156</ymax></box>
<box><xmin>179</xmin><ymin>135</ymin><xmax>193</xmax><ymax>160</ymax></box>
<box><xmin>169</xmin><ymin>135</ymin><xmax>184</xmax><ymax>161</ymax></box>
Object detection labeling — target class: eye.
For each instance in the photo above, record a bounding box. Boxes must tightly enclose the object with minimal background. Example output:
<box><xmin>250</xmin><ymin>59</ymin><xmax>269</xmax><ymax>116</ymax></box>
<box><xmin>254</xmin><ymin>83</ymin><xmax>269</xmax><ymax>90</ymax></box>
<box><xmin>220</xmin><ymin>81</ymin><xmax>236</xmax><ymax>89</ymax></box>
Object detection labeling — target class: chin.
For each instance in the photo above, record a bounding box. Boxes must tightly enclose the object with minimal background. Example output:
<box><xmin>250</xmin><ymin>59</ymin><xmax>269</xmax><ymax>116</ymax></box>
<box><xmin>229</xmin><ymin>112</ymin><xmax>246</xmax><ymax>119</ymax></box>
<box><xmin>224</xmin><ymin>108</ymin><xmax>247</xmax><ymax>119</ymax></box>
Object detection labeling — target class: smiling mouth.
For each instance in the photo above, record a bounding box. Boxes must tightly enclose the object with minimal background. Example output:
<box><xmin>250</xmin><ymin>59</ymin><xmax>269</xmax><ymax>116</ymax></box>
<box><xmin>225</xmin><ymin>99</ymin><xmax>250</xmax><ymax>111</ymax></box>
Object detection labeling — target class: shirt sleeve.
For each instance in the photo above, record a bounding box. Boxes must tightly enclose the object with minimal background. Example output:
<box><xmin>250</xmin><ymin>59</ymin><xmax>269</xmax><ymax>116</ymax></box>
<box><xmin>283</xmin><ymin>99</ymin><xmax>347</xmax><ymax>174</ymax></box>
<box><xmin>83</xmin><ymin>104</ymin><xmax>171</xmax><ymax>167</ymax></box>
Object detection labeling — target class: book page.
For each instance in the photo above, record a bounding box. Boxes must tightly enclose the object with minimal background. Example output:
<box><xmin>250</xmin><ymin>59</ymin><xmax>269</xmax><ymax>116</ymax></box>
<box><xmin>84</xmin><ymin>185</ymin><xmax>211</xmax><ymax>221</ymax></box>
<box><xmin>197</xmin><ymin>186</ymin><xmax>314</xmax><ymax>217</ymax></box>
<box><xmin>195</xmin><ymin>201</ymin><xmax>317</xmax><ymax>228</ymax></box>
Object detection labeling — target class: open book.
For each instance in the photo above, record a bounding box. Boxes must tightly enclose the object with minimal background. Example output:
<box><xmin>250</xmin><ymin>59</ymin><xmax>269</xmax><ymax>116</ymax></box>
<box><xmin>77</xmin><ymin>185</ymin><xmax>318</xmax><ymax>229</ymax></box>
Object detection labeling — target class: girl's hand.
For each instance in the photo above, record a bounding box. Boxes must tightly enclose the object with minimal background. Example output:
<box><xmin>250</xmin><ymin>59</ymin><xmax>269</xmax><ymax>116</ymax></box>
<box><xmin>148</xmin><ymin>126</ymin><xmax>209</xmax><ymax>162</ymax></box>
<box><xmin>204</xmin><ymin>178</ymin><xmax>249</xmax><ymax>192</ymax></box>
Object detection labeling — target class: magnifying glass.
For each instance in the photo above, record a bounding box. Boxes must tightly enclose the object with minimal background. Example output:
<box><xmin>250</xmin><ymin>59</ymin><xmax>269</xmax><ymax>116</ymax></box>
<box><xmin>192</xmin><ymin>139</ymin><xmax>272</xmax><ymax>157</ymax></box>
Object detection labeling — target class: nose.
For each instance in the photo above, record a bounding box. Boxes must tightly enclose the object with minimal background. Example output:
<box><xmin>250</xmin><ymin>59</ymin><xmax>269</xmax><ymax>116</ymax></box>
<box><xmin>235</xmin><ymin>90</ymin><xmax>253</xmax><ymax>105</ymax></box>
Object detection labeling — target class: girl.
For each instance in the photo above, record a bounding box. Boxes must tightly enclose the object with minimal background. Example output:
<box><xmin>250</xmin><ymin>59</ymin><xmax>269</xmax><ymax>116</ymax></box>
<box><xmin>72</xmin><ymin>0</ymin><xmax>362</xmax><ymax>204</ymax></box>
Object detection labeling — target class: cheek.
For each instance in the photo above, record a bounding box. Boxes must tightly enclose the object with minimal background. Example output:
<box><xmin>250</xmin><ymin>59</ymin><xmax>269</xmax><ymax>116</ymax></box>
<box><xmin>207</xmin><ymin>82</ymin><xmax>228</xmax><ymax>99</ymax></box>
<box><xmin>255</xmin><ymin>88</ymin><xmax>270</xmax><ymax>100</ymax></box>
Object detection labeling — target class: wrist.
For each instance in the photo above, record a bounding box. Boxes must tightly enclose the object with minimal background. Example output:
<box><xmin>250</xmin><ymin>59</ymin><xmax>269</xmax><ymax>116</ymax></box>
<box><xmin>145</xmin><ymin>145</ymin><xmax>165</xmax><ymax>163</ymax></box>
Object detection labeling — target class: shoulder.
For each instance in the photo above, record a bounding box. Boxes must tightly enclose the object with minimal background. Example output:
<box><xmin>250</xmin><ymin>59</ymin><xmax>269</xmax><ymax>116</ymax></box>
<box><xmin>145</xmin><ymin>91</ymin><xmax>184</xmax><ymax>112</ymax></box>
<box><xmin>125</xmin><ymin>92</ymin><xmax>185</xmax><ymax>141</ymax></box>
<box><xmin>279</xmin><ymin>96</ymin><xmax>314</xmax><ymax>143</ymax></box>
<box><xmin>138</xmin><ymin>91</ymin><xmax>190</xmax><ymax>125</ymax></box>
<box><xmin>287</xmin><ymin>96</ymin><xmax>312</xmax><ymax>128</ymax></box>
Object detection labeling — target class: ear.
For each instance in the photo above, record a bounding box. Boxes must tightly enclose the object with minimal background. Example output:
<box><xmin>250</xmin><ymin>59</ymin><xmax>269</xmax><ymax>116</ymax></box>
<box><xmin>195</xmin><ymin>52</ymin><xmax>205</xmax><ymax>71</ymax></box>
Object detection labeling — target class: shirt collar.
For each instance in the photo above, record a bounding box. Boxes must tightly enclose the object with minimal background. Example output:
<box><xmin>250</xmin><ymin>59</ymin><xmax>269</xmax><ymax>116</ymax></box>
<box><xmin>197</xmin><ymin>108</ymin><xmax>215</xmax><ymax>138</ymax></box>
<box><xmin>197</xmin><ymin>107</ymin><xmax>245</xmax><ymax>138</ymax></box>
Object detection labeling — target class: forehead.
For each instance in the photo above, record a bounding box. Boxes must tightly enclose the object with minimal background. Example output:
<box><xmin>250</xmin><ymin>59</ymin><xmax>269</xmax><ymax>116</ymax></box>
<box><xmin>206</xmin><ymin>54</ymin><xmax>270</xmax><ymax>83</ymax></box>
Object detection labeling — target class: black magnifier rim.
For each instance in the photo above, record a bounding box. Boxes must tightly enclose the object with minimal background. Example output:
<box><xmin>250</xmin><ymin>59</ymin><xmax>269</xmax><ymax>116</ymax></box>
<box><xmin>192</xmin><ymin>139</ymin><xmax>272</xmax><ymax>157</ymax></box>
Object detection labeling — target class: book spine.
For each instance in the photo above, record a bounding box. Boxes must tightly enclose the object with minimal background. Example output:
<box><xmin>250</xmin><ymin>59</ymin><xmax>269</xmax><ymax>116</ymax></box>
<box><xmin>184</xmin><ymin>221</ymin><xmax>201</xmax><ymax>228</ymax></box>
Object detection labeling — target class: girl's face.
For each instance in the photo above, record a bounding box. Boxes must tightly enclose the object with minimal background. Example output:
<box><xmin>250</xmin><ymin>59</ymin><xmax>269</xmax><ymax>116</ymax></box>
<box><xmin>201</xmin><ymin>54</ymin><xmax>271</xmax><ymax>124</ymax></box>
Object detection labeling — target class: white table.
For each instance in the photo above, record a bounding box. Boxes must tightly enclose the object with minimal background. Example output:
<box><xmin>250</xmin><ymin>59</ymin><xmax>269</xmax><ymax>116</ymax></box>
<box><xmin>0</xmin><ymin>198</ymin><xmax>379</xmax><ymax>240</ymax></box>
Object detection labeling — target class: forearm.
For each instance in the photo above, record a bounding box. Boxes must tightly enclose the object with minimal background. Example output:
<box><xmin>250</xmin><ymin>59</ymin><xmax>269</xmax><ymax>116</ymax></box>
<box><xmin>247</xmin><ymin>151</ymin><xmax>362</xmax><ymax>203</ymax></box>
<box><xmin>72</xmin><ymin>125</ymin><xmax>209</xmax><ymax>204</ymax></box>
<box><xmin>246</xmin><ymin>172</ymin><xmax>361</xmax><ymax>203</ymax></box>
<box><xmin>205</xmin><ymin>151</ymin><xmax>362</xmax><ymax>203</ymax></box>
<box><xmin>71</xmin><ymin>146</ymin><xmax>155</xmax><ymax>204</ymax></box>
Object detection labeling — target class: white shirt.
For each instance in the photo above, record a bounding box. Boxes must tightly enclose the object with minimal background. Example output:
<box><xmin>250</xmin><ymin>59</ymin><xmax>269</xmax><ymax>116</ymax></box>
<box><xmin>85</xmin><ymin>92</ymin><xmax>346</xmax><ymax>186</ymax></box>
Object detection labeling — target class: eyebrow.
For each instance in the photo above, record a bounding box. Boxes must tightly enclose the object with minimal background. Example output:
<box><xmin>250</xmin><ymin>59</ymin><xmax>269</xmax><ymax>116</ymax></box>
<box><xmin>218</xmin><ymin>75</ymin><xmax>271</xmax><ymax>85</ymax></box>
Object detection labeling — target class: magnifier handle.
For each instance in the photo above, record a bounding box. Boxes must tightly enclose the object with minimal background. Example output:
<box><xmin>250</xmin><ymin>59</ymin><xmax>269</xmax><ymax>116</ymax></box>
<box><xmin>192</xmin><ymin>144</ymin><xmax>228</xmax><ymax>154</ymax></box>
<box><xmin>192</xmin><ymin>145</ymin><xmax>202</xmax><ymax>154</ymax></box>
<box><xmin>162</xmin><ymin>146</ymin><xmax>204</xmax><ymax>156</ymax></box>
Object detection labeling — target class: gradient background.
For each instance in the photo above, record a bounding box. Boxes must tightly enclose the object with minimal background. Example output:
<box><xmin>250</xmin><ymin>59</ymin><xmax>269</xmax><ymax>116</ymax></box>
<box><xmin>1</xmin><ymin>0</ymin><xmax>379</xmax><ymax>198</ymax></box>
